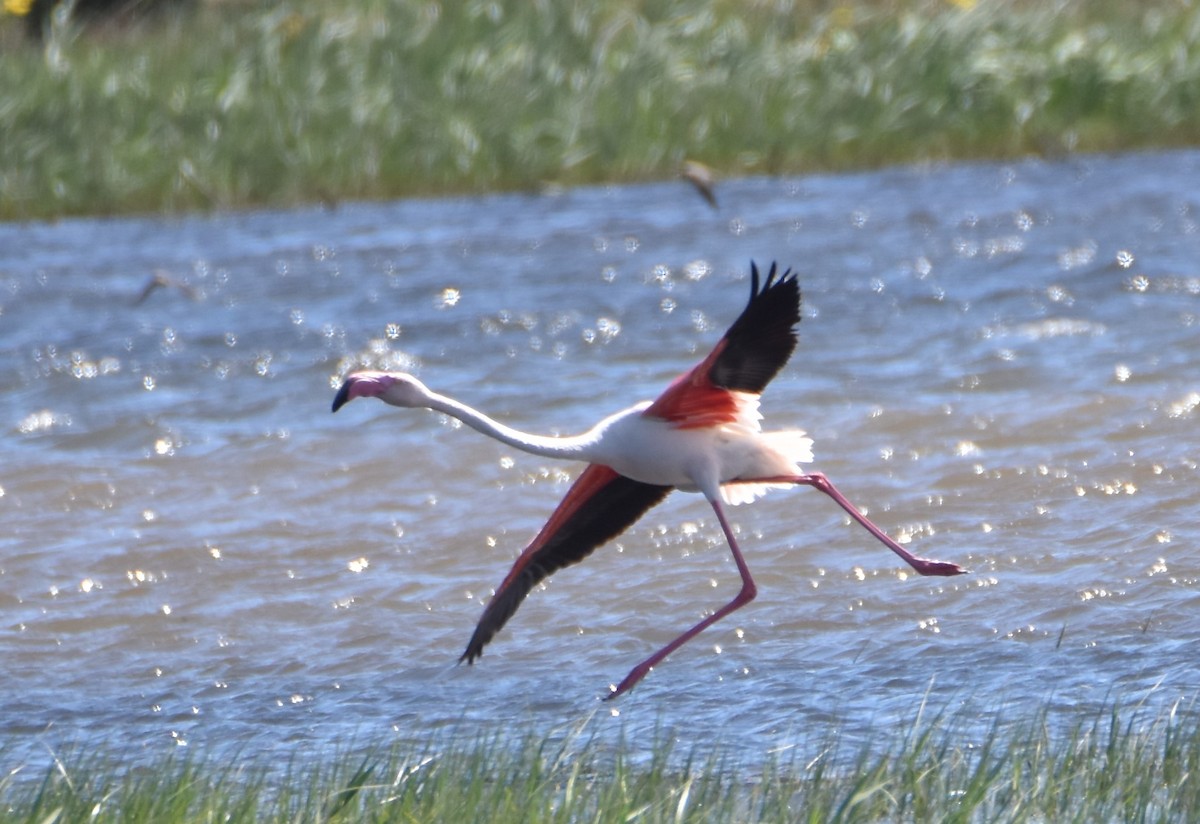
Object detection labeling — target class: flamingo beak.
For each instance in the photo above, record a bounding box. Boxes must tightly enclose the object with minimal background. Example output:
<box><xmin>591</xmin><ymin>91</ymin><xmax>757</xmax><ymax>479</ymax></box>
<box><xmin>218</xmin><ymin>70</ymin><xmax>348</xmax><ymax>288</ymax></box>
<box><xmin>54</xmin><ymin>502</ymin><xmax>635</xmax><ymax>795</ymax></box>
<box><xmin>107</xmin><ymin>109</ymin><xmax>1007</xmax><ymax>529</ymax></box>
<box><xmin>331</xmin><ymin>379</ymin><xmax>354</xmax><ymax>412</ymax></box>
<box><xmin>332</xmin><ymin>372</ymin><xmax>389</xmax><ymax>412</ymax></box>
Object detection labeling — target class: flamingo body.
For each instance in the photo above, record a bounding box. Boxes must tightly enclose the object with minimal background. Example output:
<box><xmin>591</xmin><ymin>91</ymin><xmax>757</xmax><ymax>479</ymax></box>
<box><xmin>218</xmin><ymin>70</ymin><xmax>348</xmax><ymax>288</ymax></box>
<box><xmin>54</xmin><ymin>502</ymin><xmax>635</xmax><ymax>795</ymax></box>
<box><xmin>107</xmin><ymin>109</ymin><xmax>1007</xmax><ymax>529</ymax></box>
<box><xmin>333</xmin><ymin>262</ymin><xmax>965</xmax><ymax>697</ymax></box>
<box><xmin>567</xmin><ymin>404</ymin><xmax>807</xmax><ymax>495</ymax></box>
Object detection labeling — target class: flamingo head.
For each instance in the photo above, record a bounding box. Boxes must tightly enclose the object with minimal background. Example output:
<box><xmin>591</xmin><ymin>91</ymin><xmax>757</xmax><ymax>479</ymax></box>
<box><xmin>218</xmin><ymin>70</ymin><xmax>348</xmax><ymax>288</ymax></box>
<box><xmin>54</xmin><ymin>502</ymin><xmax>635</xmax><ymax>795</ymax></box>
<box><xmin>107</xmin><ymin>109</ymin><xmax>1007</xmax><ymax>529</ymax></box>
<box><xmin>331</xmin><ymin>371</ymin><xmax>432</xmax><ymax>412</ymax></box>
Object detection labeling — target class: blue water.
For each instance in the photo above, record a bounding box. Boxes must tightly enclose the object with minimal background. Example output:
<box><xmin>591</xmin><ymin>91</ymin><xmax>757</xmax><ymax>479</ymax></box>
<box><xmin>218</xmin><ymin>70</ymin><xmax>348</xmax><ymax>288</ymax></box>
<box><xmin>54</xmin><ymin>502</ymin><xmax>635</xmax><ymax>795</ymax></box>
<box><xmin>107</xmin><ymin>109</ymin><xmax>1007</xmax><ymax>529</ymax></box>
<box><xmin>2</xmin><ymin>150</ymin><xmax>1199</xmax><ymax>773</ymax></box>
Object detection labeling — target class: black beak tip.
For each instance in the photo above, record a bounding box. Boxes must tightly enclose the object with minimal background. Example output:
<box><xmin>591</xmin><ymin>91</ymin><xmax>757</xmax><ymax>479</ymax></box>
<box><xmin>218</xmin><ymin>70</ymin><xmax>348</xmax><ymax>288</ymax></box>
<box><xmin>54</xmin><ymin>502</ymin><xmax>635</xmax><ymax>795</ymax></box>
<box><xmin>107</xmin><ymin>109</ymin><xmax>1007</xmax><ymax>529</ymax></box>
<box><xmin>331</xmin><ymin>381</ymin><xmax>351</xmax><ymax>413</ymax></box>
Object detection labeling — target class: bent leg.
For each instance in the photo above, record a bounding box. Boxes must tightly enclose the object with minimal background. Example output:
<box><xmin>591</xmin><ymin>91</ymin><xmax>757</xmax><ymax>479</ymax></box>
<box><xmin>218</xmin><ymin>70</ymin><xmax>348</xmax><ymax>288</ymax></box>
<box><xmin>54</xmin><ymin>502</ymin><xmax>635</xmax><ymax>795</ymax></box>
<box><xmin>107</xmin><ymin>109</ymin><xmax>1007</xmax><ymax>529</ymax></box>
<box><xmin>607</xmin><ymin>496</ymin><xmax>757</xmax><ymax>699</ymax></box>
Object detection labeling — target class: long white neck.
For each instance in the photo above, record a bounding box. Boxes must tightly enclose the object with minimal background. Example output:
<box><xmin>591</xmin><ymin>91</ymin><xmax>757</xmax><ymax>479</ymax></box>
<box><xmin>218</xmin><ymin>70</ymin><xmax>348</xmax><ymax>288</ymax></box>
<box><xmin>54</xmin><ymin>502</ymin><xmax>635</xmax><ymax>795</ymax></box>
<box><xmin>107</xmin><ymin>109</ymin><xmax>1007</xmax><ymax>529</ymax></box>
<box><xmin>422</xmin><ymin>390</ymin><xmax>598</xmax><ymax>461</ymax></box>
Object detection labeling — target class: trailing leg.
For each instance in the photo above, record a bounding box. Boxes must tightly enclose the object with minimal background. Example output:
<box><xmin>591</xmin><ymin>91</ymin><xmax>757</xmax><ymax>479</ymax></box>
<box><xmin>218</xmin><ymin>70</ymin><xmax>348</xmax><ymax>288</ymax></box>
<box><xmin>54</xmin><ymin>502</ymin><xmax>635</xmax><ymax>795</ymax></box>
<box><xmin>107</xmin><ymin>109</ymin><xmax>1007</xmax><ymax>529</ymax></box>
<box><xmin>606</xmin><ymin>496</ymin><xmax>757</xmax><ymax>699</ymax></box>
<box><xmin>742</xmin><ymin>473</ymin><xmax>967</xmax><ymax>576</ymax></box>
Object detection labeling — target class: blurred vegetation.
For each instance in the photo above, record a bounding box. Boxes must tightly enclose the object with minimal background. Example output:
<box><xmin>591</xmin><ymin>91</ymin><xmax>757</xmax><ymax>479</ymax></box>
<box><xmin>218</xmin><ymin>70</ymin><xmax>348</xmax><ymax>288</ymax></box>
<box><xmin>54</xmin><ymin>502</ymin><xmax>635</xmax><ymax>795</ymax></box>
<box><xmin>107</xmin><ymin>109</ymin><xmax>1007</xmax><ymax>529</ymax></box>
<box><xmin>1</xmin><ymin>0</ymin><xmax>1198</xmax><ymax>220</ymax></box>
<box><xmin>10</xmin><ymin>0</ymin><xmax>195</xmax><ymax>41</ymax></box>
<box><xmin>2</xmin><ymin>702</ymin><xmax>1199</xmax><ymax>822</ymax></box>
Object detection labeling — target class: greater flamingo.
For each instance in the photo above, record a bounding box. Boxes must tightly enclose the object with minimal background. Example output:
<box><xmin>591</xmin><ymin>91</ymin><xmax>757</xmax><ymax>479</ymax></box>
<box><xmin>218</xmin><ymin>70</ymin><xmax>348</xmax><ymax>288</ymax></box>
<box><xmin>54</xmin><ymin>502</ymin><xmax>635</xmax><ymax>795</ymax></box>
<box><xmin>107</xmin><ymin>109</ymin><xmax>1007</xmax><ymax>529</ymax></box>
<box><xmin>332</xmin><ymin>262</ymin><xmax>965</xmax><ymax>698</ymax></box>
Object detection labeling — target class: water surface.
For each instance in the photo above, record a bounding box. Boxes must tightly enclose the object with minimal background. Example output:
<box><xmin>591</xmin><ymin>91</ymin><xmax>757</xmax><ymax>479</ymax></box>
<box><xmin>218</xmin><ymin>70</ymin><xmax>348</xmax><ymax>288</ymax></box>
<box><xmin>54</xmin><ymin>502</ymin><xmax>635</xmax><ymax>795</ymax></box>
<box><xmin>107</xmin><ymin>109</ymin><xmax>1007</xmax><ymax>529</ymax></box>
<box><xmin>2</xmin><ymin>150</ymin><xmax>1199</xmax><ymax>770</ymax></box>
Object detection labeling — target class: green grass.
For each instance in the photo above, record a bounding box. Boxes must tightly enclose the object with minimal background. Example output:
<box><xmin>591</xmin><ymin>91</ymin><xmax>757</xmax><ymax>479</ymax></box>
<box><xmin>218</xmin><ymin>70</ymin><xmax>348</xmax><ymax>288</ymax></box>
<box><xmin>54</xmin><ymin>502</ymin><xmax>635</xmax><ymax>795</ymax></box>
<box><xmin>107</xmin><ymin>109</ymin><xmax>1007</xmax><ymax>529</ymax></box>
<box><xmin>2</xmin><ymin>0</ymin><xmax>1199</xmax><ymax>220</ymax></box>
<box><xmin>2</xmin><ymin>701</ymin><xmax>1198</xmax><ymax>822</ymax></box>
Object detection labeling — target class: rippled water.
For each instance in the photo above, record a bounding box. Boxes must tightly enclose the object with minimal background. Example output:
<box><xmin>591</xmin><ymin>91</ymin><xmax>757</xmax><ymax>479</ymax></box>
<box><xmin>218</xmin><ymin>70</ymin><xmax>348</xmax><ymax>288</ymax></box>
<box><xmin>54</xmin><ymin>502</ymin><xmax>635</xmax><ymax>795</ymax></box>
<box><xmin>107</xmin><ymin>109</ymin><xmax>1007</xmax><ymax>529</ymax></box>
<box><xmin>2</xmin><ymin>150</ymin><xmax>1199</xmax><ymax>772</ymax></box>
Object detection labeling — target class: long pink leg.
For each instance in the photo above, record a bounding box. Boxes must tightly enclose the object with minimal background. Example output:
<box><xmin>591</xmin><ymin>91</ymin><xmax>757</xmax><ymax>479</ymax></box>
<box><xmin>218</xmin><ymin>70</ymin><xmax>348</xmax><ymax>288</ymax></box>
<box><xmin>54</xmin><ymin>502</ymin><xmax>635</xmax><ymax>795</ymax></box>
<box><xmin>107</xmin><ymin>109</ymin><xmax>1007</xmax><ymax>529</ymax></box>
<box><xmin>747</xmin><ymin>473</ymin><xmax>967</xmax><ymax>577</ymax></box>
<box><xmin>606</xmin><ymin>496</ymin><xmax>755</xmax><ymax>700</ymax></box>
<box><xmin>606</xmin><ymin>474</ymin><xmax>965</xmax><ymax>699</ymax></box>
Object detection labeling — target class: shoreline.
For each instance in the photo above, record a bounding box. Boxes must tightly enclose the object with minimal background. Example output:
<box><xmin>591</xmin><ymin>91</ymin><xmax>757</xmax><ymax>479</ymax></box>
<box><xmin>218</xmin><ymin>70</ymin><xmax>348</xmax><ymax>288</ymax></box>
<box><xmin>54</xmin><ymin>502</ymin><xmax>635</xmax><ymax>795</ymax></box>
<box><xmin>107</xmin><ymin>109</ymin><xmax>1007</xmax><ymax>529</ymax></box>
<box><xmin>2</xmin><ymin>0</ymin><xmax>1198</xmax><ymax>221</ymax></box>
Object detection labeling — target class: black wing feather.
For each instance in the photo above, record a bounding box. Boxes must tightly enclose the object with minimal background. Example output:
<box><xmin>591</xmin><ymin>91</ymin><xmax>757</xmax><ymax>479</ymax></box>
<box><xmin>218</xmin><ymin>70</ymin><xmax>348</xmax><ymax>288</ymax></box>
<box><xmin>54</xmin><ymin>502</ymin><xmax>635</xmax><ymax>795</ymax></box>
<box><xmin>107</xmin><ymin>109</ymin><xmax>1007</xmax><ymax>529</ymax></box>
<box><xmin>707</xmin><ymin>261</ymin><xmax>801</xmax><ymax>393</ymax></box>
<box><xmin>461</xmin><ymin>469</ymin><xmax>672</xmax><ymax>663</ymax></box>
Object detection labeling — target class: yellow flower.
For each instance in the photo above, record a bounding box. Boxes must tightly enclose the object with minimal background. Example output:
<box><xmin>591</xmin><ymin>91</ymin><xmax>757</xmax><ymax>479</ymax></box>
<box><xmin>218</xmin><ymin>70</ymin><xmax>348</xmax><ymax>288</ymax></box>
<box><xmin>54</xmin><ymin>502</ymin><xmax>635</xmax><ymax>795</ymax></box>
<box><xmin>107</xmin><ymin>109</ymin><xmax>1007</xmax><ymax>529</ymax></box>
<box><xmin>4</xmin><ymin>0</ymin><xmax>35</xmax><ymax>16</ymax></box>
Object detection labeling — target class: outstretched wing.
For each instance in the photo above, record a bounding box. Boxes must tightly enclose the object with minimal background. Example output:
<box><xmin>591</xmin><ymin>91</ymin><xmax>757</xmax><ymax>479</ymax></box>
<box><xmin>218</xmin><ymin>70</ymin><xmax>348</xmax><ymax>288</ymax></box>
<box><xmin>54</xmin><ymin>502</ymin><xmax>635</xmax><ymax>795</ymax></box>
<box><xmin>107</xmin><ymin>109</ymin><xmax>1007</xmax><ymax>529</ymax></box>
<box><xmin>461</xmin><ymin>464</ymin><xmax>671</xmax><ymax>663</ymax></box>
<box><xmin>707</xmin><ymin>261</ymin><xmax>800</xmax><ymax>392</ymax></box>
<box><xmin>644</xmin><ymin>261</ymin><xmax>800</xmax><ymax>426</ymax></box>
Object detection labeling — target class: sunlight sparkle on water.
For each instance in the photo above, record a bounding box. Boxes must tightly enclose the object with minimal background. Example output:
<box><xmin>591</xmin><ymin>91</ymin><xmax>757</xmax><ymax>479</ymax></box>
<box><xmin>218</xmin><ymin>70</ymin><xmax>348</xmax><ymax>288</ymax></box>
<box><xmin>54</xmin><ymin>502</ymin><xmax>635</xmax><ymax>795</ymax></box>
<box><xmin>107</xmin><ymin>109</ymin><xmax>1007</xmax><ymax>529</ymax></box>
<box><xmin>3</xmin><ymin>148</ymin><xmax>1199</xmax><ymax>771</ymax></box>
<box><xmin>18</xmin><ymin>410</ymin><xmax>67</xmax><ymax>434</ymax></box>
<box><xmin>1167</xmin><ymin>391</ymin><xmax>1200</xmax><ymax>418</ymax></box>
<box><xmin>683</xmin><ymin>259</ymin><xmax>712</xmax><ymax>281</ymax></box>
<box><xmin>595</xmin><ymin>317</ymin><xmax>621</xmax><ymax>341</ymax></box>
<box><xmin>955</xmin><ymin>440</ymin><xmax>981</xmax><ymax>457</ymax></box>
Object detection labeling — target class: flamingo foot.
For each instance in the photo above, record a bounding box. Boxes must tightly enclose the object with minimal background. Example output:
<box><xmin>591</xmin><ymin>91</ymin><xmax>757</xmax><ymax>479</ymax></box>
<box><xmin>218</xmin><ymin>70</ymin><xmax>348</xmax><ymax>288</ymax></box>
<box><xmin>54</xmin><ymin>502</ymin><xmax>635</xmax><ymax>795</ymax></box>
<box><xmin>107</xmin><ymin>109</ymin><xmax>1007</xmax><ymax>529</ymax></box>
<box><xmin>907</xmin><ymin>558</ymin><xmax>969</xmax><ymax>577</ymax></box>
<box><xmin>605</xmin><ymin>663</ymin><xmax>652</xmax><ymax>701</ymax></box>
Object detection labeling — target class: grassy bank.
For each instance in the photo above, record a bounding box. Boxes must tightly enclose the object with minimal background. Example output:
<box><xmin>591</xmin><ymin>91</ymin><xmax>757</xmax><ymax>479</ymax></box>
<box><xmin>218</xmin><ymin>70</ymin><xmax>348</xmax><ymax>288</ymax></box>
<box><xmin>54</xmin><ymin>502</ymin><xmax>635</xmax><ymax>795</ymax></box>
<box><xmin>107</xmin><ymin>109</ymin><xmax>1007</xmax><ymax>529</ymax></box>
<box><xmin>1</xmin><ymin>0</ymin><xmax>1199</xmax><ymax>220</ymax></box>
<box><xmin>2</xmin><ymin>702</ymin><xmax>1197</xmax><ymax>822</ymax></box>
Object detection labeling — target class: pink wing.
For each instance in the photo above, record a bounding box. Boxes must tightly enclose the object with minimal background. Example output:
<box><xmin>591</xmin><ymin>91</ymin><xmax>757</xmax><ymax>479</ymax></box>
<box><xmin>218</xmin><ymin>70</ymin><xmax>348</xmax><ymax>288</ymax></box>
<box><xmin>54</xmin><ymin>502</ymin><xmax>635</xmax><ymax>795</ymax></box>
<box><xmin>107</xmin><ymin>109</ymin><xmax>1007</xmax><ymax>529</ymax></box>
<box><xmin>461</xmin><ymin>464</ymin><xmax>671</xmax><ymax>663</ymax></box>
